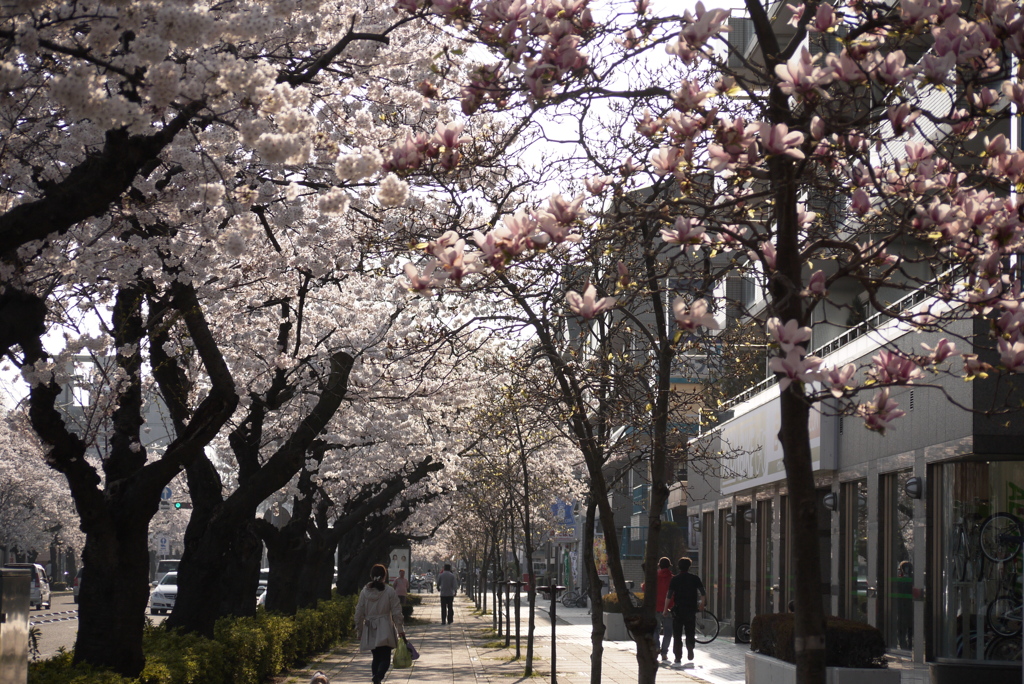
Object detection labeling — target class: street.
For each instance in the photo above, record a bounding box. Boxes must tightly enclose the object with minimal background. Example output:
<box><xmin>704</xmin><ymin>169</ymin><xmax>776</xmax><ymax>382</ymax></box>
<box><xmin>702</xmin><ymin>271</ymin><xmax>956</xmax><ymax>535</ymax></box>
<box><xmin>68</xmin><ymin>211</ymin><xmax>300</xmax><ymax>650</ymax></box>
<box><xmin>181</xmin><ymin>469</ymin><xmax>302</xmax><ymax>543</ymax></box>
<box><xmin>31</xmin><ymin>592</ymin><xmax>167</xmax><ymax>661</ymax></box>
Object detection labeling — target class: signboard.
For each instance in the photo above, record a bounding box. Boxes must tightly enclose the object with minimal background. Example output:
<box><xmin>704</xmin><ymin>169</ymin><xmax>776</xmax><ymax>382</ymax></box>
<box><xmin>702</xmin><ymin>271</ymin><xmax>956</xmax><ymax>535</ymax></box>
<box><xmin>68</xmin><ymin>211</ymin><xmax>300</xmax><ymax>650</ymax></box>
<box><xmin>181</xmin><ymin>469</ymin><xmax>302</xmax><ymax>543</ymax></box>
<box><xmin>158</xmin><ymin>537</ymin><xmax>169</xmax><ymax>554</ymax></box>
<box><xmin>161</xmin><ymin>486</ymin><xmax>173</xmax><ymax>500</ymax></box>
<box><xmin>388</xmin><ymin>547</ymin><xmax>410</xmax><ymax>583</ymax></box>
<box><xmin>550</xmin><ymin>500</ymin><xmax>577</xmax><ymax>542</ymax></box>
<box><xmin>718</xmin><ymin>390</ymin><xmax>832</xmax><ymax>495</ymax></box>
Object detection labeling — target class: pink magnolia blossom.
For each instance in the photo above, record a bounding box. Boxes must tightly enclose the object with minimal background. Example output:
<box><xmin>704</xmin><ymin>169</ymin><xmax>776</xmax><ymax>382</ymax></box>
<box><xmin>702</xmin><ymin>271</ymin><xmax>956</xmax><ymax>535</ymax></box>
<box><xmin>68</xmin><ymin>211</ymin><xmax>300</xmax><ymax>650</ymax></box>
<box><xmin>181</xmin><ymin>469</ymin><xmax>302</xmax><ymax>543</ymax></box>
<box><xmin>775</xmin><ymin>48</ymin><xmax>834</xmax><ymax>99</ymax></box>
<box><xmin>672</xmin><ymin>297</ymin><xmax>719</xmax><ymax>331</ymax></box>
<box><xmin>869</xmin><ymin>350</ymin><xmax>925</xmax><ymax>384</ymax></box>
<box><xmin>769</xmin><ymin>348</ymin><xmax>823</xmax><ymax>390</ymax></box>
<box><xmin>661</xmin><ymin>217</ymin><xmax>705</xmax><ymax>245</ymax></box>
<box><xmin>767</xmin><ymin>317</ymin><xmax>812</xmax><ymax>353</ymax></box>
<box><xmin>857</xmin><ymin>388</ymin><xmax>906</xmax><ymax>434</ymax></box>
<box><xmin>998</xmin><ymin>339</ymin><xmax>1024</xmax><ymax>372</ymax></box>
<box><xmin>650</xmin><ymin>146</ymin><xmax>683</xmax><ymax>177</ymax></box>
<box><xmin>921</xmin><ymin>338</ymin><xmax>959</xmax><ymax>364</ymax></box>
<box><xmin>430</xmin><ymin>121</ymin><xmax>471</xmax><ymax>151</ymax></box>
<box><xmin>823</xmin><ymin>363</ymin><xmax>857</xmax><ymax>398</ymax></box>
<box><xmin>758</xmin><ymin>122</ymin><xmax>806</xmax><ymax>160</ymax></box>
<box><xmin>802</xmin><ymin>270</ymin><xmax>827</xmax><ymax>297</ymax></box>
<box><xmin>807</xmin><ymin>3</ymin><xmax>839</xmax><ymax>32</ymax></box>
<box><xmin>887</xmin><ymin>103</ymin><xmax>920</xmax><ymax>136</ymax></box>
<box><xmin>748</xmin><ymin>241</ymin><xmax>778</xmax><ymax>270</ymax></box>
<box><xmin>585</xmin><ymin>176</ymin><xmax>613</xmax><ymax>194</ymax></box>
<box><xmin>402</xmin><ymin>259</ymin><xmax>447</xmax><ymax>295</ymax></box>
<box><xmin>566</xmin><ymin>283</ymin><xmax>617</xmax><ymax>319</ymax></box>
<box><xmin>637</xmin><ymin>109</ymin><xmax>663</xmax><ymax>137</ymax></box>
<box><xmin>616</xmin><ymin>261</ymin><xmax>631</xmax><ymax>289</ymax></box>
<box><xmin>851</xmin><ymin>188</ymin><xmax>872</xmax><ymax>216</ymax></box>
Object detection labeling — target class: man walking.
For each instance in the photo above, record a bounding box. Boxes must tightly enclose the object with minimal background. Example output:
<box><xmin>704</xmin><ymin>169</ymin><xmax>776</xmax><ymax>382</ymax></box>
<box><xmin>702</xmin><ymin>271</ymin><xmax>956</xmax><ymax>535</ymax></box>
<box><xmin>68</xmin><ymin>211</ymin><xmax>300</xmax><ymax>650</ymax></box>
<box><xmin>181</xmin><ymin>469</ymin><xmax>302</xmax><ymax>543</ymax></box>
<box><xmin>438</xmin><ymin>563</ymin><xmax>458</xmax><ymax>625</ymax></box>
<box><xmin>663</xmin><ymin>557</ymin><xmax>706</xmax><ymax>669</ymax></box>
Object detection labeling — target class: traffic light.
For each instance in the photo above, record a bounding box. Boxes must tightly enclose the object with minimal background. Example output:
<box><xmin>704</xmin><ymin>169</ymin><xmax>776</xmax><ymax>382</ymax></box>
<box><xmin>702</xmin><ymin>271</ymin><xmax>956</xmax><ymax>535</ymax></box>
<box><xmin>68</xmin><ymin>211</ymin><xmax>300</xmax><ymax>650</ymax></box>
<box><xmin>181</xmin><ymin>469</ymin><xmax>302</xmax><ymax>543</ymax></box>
<box><xmin>174</xmin><ymin>502</ymin><xmax>193</xmax><ymax>510</ymax></box>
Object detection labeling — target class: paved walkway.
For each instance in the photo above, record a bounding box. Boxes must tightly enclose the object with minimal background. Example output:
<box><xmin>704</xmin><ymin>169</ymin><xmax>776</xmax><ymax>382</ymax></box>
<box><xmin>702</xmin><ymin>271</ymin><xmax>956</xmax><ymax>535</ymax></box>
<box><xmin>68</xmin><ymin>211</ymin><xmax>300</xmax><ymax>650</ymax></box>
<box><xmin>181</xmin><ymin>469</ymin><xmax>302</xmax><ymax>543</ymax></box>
<box><xmin>275</xmin><ymin>594</ymin><xmax>749</xmax><ymax>684</ymax></box>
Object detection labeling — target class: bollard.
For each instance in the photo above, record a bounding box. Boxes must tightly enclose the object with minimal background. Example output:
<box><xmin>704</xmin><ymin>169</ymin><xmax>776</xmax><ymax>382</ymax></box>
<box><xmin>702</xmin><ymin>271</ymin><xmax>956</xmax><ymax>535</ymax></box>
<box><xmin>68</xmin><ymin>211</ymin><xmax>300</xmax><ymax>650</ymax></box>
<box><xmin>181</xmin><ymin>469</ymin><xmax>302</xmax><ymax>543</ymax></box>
<box><xmin>507</xmin><ymin>580</ymin><xmax>524</xmax><ymax>658</ymax></box>
<box><xmin>537</xmin><ymin>584</ymin><xmax>566</xmax><ymax>684</ymax></box>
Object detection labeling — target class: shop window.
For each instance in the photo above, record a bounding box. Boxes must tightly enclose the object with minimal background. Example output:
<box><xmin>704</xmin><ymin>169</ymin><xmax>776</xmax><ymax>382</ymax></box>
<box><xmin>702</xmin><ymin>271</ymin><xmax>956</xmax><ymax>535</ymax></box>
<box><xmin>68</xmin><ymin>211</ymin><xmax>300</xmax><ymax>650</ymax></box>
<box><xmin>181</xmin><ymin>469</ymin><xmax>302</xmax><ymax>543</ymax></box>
<box><xmin>934</xmin><ymin>461</ymin><xmax>1024</xmax><ymax>662</ymax></box>
<box><xmin>840</xmin><ymin>479</ymin><xmax>869</xmax><ymax>622</ymax></box>
<box><xmin>883</xmin><ymin>470</ymin><xmax>915</xmax><ymax>651</ymax></box>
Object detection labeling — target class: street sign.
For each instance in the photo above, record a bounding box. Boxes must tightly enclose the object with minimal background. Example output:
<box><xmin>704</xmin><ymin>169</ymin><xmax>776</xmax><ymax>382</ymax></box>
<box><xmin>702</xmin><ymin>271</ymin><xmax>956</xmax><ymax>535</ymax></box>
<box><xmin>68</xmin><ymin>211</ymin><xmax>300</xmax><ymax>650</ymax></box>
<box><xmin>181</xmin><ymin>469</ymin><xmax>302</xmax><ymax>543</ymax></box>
<box><xmin>161</xmin><ymin>486</ymin><xmax>173</xmax><ymax>501</ymax></box>
<box><xmin>159</xmin><ymin>500</ymin><xmax>171</xmax><ymax>511</ymax></box>
<box><xmin>158</xmin><ymin>537</ymin><xmax>169</xmax><ymax>554</ymax></box>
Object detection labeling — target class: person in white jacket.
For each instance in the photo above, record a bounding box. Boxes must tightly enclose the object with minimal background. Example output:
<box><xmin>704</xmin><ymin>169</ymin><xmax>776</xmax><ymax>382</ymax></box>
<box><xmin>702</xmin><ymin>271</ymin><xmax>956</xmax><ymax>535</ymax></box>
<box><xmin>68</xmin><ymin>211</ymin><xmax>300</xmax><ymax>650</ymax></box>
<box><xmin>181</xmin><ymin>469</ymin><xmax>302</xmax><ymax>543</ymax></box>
<box><xmin>355</xmin><ymin>564</ymin><xmax>406</xmax><ymax>684</ymax></box>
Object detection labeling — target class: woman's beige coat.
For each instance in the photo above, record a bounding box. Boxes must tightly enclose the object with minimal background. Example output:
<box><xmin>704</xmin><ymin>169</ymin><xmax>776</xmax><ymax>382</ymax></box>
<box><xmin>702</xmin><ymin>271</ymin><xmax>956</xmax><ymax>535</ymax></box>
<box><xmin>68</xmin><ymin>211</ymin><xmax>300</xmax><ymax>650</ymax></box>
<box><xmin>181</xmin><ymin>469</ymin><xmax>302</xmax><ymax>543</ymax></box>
<box><xmin>354</xmin><ymin>583</ymin><xmax>404</xmax><ymax>651</ymax></box>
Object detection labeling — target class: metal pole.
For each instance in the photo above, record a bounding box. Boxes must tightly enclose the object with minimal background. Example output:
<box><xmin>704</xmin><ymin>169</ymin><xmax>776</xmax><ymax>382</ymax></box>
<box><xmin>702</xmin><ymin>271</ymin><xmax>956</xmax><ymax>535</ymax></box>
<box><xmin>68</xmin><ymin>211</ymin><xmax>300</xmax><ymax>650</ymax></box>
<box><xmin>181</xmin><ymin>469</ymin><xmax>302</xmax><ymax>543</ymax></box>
<box><xmin>514</xmin><ymin>581</ymin><xmax>523</xmax><ymax>658</ymax></box>
<box><xmin>545</xmin><ymin>584</ymin><xmax>566</xmax><ymax>684</ymax></box>
<box><xmin>505</xmin><ymin>579</ymin><xmax>512</xmax><ymax>647</ymax></box>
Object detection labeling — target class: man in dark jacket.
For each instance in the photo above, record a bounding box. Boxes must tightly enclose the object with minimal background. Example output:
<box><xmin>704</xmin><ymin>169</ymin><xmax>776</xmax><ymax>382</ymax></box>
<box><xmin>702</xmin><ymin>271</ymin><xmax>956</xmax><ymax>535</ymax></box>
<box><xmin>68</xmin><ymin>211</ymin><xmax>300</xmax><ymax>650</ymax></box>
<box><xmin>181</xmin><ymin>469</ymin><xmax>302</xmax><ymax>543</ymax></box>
<box><xmin>662</xmin><ymin>556</ymin><xmax>705</xmax><ymax>668</ymax></box>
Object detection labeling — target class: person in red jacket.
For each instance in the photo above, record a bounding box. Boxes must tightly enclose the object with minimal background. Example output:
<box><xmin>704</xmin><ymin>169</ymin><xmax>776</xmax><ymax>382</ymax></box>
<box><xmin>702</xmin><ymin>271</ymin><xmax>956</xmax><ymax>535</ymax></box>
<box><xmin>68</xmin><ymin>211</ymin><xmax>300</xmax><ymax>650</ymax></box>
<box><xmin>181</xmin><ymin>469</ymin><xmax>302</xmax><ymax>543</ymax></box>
<box><xmin>653</xmin><ymin>557</ymin><xmax>675</xmax><ymax>663</ymax></box>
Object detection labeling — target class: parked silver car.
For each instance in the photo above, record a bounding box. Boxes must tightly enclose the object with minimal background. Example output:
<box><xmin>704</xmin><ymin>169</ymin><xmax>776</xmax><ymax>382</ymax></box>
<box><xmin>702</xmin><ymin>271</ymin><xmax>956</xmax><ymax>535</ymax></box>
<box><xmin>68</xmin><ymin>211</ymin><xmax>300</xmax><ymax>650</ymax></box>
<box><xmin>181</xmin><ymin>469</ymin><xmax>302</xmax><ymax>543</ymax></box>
<box><xmin>4</xmin><ymin>563</ymin><xmax>51</xmax><ymax>609</ymax></box>
<box><xmin>149</xmin><ymin>571</ymin><xmax>178</xmax><ymax>615</ymax></box>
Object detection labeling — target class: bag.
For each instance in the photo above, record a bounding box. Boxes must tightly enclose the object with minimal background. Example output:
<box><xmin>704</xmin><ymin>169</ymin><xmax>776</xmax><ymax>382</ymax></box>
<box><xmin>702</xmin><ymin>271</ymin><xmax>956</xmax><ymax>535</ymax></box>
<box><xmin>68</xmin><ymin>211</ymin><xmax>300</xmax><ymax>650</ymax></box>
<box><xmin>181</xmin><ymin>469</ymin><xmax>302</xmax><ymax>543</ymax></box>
<box><xmin>393</xmin><ymin>638</ymin><xmax>413</xmax><ymax>669</ymax></box>
<box><xmin>406</xmin><ymin>638</ymin><xmax>420</xmax><ymax>660</ymax></box>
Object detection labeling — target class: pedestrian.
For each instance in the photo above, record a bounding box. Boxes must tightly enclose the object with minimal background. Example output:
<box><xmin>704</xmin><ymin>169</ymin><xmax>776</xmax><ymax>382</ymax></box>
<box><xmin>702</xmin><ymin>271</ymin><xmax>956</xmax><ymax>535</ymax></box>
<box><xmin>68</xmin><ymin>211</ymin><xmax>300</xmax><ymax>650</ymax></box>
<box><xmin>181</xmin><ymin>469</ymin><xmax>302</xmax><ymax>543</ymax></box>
<box><xmin>354</xmin><ymin>564</ymin><xmax>406</xmax><ymax>684</ymax></box>
<box><xmin>663</xmin><ymin>556</ymin><xmax>706</xmax><ymax>669</ymax></box>
<box><xmin>653</xmin><ymin>557</ymin><xmax>675</xmax><ymax>663</ymax></box>
<box><xmin>393</xmin><ymin>568</ymin><xmax>410</xmax><ymax>606</ymax></box>
<box><xmin>438</xmin><ymin>563</ymin><xmax>459</xmax><ymax>625</ymax></box>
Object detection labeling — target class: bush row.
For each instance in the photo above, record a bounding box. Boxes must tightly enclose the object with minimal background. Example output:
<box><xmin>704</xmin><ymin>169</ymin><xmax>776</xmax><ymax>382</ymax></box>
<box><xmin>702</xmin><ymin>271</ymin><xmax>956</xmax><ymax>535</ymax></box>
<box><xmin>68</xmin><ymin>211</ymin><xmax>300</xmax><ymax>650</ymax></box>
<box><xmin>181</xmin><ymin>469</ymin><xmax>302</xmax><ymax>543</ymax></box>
<box><xmin>600</xmin><ymin>591</ymin><xmax>644</xmax><ymax>613</ymax></box>
<box><xmin>750</xmin><ymin>613</ymin><xmax>887</xmax><ymax>669</ymax></box>
<box><xmin>29</xmin><ymin>595</ymin><xmax>359</xmax><ymax>684</ymax></box>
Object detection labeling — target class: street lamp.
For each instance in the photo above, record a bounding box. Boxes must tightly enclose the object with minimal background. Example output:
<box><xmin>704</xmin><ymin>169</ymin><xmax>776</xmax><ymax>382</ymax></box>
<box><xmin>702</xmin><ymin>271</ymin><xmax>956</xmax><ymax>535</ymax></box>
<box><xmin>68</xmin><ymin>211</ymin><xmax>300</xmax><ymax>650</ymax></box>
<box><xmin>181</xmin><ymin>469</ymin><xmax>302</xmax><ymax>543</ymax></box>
<box><xmin>507</xmin><ymin>579</ymin><xmax>524</xmax><ymax>657</ymax></box>
<box><xmin>537</xmin><ymin>583</ymin><xmax>566</xmax><ymax>684</ymax></box>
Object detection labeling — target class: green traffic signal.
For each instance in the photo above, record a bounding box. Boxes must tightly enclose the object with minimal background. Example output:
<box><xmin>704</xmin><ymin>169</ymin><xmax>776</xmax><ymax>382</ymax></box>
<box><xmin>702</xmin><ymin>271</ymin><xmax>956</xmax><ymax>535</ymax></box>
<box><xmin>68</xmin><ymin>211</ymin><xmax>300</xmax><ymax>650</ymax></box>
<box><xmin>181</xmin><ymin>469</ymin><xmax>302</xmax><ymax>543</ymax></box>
<box><xmin>174</xmin><ymin>502</ymin><xmax>182</xmax><ymax>509</ymax></box>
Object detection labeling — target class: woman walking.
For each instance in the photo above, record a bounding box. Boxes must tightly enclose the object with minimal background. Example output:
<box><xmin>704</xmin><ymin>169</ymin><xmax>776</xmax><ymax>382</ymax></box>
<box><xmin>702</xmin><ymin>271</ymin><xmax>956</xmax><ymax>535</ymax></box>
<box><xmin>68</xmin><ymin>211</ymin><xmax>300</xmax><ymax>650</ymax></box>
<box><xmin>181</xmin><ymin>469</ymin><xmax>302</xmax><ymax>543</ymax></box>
<box><xmin>355</xmin><ymin>564</ymin><xmax>406</xmax><ymax>684</ymax></box>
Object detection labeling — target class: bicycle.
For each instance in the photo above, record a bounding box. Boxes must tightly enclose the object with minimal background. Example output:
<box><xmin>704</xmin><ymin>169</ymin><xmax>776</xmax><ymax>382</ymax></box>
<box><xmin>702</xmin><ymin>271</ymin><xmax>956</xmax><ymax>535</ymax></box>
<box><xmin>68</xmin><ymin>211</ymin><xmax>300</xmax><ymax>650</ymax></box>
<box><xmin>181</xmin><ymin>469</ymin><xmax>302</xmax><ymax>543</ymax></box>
<box><xmin>560</xmin><ymin>589</ymin><xmax>588</xmax><ymax>608</ymax></box>
<box><xmin>980</xmin><ymin>512</ymin><xmax>1023</xmax><ymax>564</ymax></box>
<box><xmin>694</xmin><ymin>608</ymin><xmax>720</xmax><ymax>644</ymax></box>
<box><xmin>949</xmin><ymin>499</ymin><xmax>987</xmax><ymax>582</ymax></box>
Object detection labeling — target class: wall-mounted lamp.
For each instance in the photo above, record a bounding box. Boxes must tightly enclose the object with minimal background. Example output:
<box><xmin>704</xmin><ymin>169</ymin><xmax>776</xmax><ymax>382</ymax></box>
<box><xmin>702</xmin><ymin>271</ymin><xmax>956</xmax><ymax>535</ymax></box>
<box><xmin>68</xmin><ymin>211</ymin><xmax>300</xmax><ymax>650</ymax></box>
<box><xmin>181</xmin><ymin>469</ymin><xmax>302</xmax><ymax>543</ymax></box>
<box><xmin>691</xmin><ymin>519</ymin><xmax>702</xmax><ymax>532</ymax></box>
<box><xmin>724</xmin><ymin>512</ymin><xmax>735</xmax><ymax>526</ymax></box>
<box><xmin>822</xmin><ymin>492</ymin><xmax>838</xmax><ymax>512</ymax></box>
<box><xmin>904</xmin><ymin>476</ymin><xmax>924</xmax><ymax>500</ymax></box>
<box><xmin>743</xmin><ymin>509</ymin><xmax>756</xmax><ymax>524</ymax></box>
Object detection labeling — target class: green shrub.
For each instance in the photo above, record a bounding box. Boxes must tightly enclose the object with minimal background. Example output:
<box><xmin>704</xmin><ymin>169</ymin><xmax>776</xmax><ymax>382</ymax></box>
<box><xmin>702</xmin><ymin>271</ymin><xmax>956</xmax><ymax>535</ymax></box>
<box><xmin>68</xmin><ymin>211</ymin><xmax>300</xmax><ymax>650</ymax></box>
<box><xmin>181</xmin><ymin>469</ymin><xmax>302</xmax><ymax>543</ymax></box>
<box><xmin>28</xmin><ymin>652</ymin><xmax>134</xmax><ymax>684</ymax></box>
<box><xmin>406</xmin><ymin>594</ymin><xmax>423</xmax><ymax>606</ymax></box>
<box><xmin>51</xmin><ymin>582</ymin><xmax>69</xmax><ymax>591</ymax></box>
<box><xmin>750</xmin><ymin>614</ymin><xmax>887</xmax><ymax>668</ymax></box>
<box><xmin>139</xmin><ymin>625</ymin><xmax>228</xmax><ymax>684</ymax></box>
<box><xmin>401</xmin><ymin>604</ymin><xmax>414</xmax><ymax>620</ymax></box>
<box><xmin>29</xmin><ymin>594</ymin><xmax>360</xmax><ymax>684</ymax></box>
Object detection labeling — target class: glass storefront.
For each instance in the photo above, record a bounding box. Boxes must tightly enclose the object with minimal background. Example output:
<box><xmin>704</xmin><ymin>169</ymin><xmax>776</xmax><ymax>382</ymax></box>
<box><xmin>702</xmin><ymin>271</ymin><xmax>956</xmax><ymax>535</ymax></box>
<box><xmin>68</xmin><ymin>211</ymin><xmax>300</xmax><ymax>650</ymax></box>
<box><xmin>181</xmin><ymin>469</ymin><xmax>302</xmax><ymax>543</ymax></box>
<box><xmin>841</xmin><ymin>479</ymin><xmax>869</xmax><ymax>622</ymax></box>
<box><xmin>883</xmin><ymin>470</ymin><xmax>914</xmax><ymax>651</ymax></box>
<box><xmin>934</xmin><ymin>460</ymin><xmax>1024</xmax><ymax>661</ymax></box>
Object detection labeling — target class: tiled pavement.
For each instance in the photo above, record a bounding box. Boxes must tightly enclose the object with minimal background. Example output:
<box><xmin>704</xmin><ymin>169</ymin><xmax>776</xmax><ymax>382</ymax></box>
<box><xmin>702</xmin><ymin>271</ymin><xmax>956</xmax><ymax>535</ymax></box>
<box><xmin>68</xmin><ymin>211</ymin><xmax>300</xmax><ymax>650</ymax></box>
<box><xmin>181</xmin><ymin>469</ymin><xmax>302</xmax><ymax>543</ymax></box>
<box><xmin>276</xmin><ymin>593</ymin><xmax>746</xmax><ymax>684</ymax></box>
<box><xmin>275</xmin><ymin>594</ymin><xmax>931</xmax><ymax>684</ymax></box>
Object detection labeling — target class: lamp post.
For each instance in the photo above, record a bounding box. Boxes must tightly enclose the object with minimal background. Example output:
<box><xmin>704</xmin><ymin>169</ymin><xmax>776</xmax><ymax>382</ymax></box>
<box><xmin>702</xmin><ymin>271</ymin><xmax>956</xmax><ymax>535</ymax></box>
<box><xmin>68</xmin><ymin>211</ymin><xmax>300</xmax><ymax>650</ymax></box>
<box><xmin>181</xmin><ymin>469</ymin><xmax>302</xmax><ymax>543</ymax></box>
<box><xmin>493</xmin><ymin>570</ymin><xmax>502</xmax><ymax>635</ymax></box>
<box><xmin>538</xmin><ymin>584</ymin><xmax>566</xmax><ymax>684</ymax></box>
<box><xmin>505</xmin><ymin>576</ymin><xmax>512</xmax><ymax>647</ymax></box>
<box><xmin>507</xmin><ymin>579</ymin><xmax>524</xmax><ymax>658</ymax></box>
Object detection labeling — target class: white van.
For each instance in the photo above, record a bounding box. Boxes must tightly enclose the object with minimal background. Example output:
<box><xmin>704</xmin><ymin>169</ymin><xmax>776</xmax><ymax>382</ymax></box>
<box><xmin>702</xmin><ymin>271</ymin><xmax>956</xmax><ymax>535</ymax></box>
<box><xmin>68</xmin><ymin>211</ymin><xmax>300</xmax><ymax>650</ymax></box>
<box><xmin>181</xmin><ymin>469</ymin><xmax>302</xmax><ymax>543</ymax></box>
<box><xmin>4</xmin><ymin>563</ymin><xmax>51</xmax><ymax>609</ymax></box>
<box><xmin>154</xmin><ymin>559</ymin><xmax>180</xmax><ymax>583</ymax></box>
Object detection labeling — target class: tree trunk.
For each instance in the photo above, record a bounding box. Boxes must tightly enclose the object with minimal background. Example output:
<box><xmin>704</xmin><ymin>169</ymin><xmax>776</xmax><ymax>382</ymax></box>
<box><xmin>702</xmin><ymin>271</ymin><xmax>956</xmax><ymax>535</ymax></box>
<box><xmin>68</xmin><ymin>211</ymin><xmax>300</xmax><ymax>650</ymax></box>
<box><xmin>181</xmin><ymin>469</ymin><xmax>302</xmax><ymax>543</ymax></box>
<box><xmin>168</xmin><ymin>505</ymin><xmax>263</xmax><ymax>635</ymax></box>
<box><xmin>74</xmin><ymin>510</ymin><xmax>152</xmax><ymax>675</ymax></box>
<box><xmin>584</xmin><ymin>496</ymin><xmax>605</xmax><ymax>684</ymax></box>
<box><xmin>780</xmin><ymin>388</ymin><xmax>827</xmax><ymax>684</ymax></box>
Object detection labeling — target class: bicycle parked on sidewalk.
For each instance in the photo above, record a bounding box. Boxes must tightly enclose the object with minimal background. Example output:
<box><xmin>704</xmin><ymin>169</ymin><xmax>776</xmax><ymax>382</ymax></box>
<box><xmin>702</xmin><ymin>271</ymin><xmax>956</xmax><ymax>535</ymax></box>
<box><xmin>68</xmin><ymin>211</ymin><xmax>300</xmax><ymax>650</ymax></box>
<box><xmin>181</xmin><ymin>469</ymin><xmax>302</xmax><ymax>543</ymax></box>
<box><xmin>694</xmin><ymin>608</ymin><xmax>720</xmax><ymax>644</ymax></box>
<box><xmin>560</xmin><ymin>588</ymin><xmax>588</xmax><ymax>608</ymax></box>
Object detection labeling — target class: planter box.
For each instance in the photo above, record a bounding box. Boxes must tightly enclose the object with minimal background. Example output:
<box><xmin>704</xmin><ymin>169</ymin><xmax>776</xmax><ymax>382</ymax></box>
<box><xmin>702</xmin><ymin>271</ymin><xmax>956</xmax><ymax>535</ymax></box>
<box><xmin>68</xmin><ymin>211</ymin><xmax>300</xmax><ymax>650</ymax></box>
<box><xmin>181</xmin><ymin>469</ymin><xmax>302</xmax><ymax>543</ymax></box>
<box><xmin>746</xmin><ymin>651</ymin><xmax>902</xmax><ymax>684</ymax></box>
<box><xmin>604</xmin><ymin>612</ymin><xmax>628</xmax><ymax>641</ymax></box>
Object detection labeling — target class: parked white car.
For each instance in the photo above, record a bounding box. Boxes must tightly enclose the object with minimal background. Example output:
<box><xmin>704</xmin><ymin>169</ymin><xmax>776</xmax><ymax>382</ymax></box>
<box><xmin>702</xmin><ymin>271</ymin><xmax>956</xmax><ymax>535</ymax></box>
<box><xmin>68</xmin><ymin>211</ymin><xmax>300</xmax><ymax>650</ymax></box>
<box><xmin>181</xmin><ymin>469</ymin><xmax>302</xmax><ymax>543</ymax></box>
<box><xmin>4</xmin><ymin>563</ymin><xmax>51</xmax><ymax>610</ymax></box>
<box><xmin>150</xmin><ymin>571</ymin><xmax>178</xmax><ymax>615</ymax></box>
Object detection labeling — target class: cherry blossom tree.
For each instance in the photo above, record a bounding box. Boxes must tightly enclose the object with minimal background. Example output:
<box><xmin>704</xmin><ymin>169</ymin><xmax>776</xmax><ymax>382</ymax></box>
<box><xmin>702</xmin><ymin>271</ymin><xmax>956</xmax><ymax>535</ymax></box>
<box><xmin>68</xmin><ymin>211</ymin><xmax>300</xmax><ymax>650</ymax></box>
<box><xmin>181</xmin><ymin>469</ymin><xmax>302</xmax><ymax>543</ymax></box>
<box><xmin>394</xmin><ymin>1</ymin><xmax>1024</xmax><ymax>683</ymax></box>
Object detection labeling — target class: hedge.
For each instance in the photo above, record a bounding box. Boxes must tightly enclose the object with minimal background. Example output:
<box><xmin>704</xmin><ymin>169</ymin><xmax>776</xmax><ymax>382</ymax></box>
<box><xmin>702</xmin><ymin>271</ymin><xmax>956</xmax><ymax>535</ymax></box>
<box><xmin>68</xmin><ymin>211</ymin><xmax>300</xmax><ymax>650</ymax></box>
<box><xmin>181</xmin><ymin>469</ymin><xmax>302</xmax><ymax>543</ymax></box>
<box><xmin>750</xmin><ymin>613</ymin><xmax>887</xmax><ymax>669</ymax></box>
<box><xmin>29</xmin><ymin>594</ymin><xmax>358</xmax><ymax>684</ymax></box>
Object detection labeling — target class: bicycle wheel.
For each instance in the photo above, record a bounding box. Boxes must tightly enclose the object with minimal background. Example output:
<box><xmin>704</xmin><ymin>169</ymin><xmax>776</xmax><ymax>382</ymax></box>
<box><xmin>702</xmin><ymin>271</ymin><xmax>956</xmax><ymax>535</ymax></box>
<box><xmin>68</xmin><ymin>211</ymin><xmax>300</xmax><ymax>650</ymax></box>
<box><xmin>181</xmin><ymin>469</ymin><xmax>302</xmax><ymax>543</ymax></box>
<box><xmin>735</xmin><ymin>622</ymin><xmax>751</xmax><ymax>644</ymax></box>
<box><xmin>981</xmin><ymin>513</ymin><xmax>1023</xmax><ymax>563</ymax></box>
<box><xmin>987</xmin><ymin>596</ymin><xmax>1023</xmax><ymax>637</ymax></box>
<box><xmin>561</xmin><ymin>590</ymin><xmax>579</xmax><ymax>608</ymax></box>
<box><xmin>574</xmin><ymin>593</ymin><xmax>588</xmax><ymax>608</ymax></box>
<box><xmin>694</xmin><ymin>609</ymin><xmax>720</xmax><ymax>644</ymax></box>
<box><xmin>986</xmin><ymin>636</ymin><xmax>1024</xmax><ymax>661</ymax></box>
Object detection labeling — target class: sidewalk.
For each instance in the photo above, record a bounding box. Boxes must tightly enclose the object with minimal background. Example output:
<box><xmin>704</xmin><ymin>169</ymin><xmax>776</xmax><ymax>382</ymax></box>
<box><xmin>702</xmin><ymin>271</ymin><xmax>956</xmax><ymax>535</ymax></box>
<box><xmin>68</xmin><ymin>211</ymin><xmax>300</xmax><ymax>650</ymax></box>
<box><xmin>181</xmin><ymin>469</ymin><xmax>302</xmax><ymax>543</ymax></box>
<box><xmin>275</xmin><ymin>594</ymin><xmax>743</xmax><ymax>684</ymax></box>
